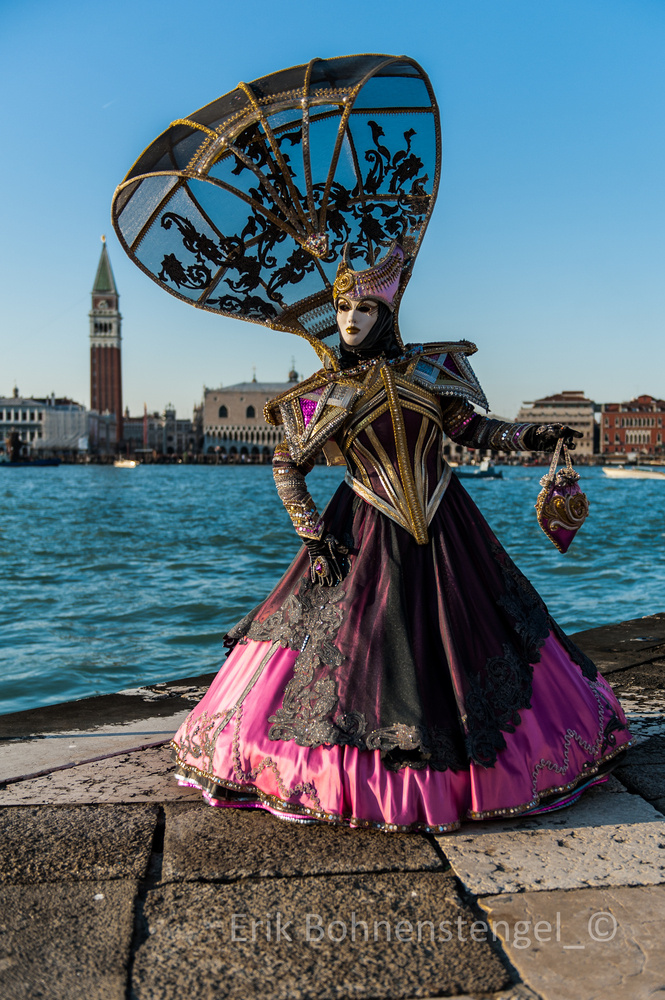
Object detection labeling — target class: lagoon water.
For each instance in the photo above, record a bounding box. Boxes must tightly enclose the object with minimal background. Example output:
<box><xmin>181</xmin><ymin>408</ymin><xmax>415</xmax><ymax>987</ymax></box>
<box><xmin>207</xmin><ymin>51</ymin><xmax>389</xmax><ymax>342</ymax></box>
<box><xmin>1</xmin><ymin>464</ymin><xmax>663</xmax><ymax>715</ymax></box>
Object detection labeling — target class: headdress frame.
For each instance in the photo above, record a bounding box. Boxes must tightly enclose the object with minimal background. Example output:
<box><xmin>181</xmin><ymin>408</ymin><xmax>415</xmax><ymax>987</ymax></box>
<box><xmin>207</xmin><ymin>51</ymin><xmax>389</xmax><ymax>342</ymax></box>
<box><xmin>111</xmin><ymin>53</ymin><xmax>442</xmax><ymax>367</ymax></box>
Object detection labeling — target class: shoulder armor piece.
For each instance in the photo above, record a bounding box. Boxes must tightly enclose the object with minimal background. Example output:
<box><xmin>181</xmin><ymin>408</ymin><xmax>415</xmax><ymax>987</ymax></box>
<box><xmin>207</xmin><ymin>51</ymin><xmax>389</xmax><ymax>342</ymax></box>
<box><xmin>266</xmin><ymin>371</ymin><xmax>366</xmax><ymax>465</ymax></box>
<box><xmin>403</xmin><ymin>341</ymin><xmax>488</xmax><ymax>411</ymax></box>
<box><xmin>263</xmin><ymin>371</ymin><xmax>327</xmax><ymax>426</ymax></box>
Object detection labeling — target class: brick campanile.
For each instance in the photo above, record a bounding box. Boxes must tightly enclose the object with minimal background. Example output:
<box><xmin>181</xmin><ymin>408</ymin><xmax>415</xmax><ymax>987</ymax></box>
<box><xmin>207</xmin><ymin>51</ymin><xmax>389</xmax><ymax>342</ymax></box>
<box><xmin>89</xmin><ymin>237</ymin><xmax>123</xmax><ymax>442</ymax></box>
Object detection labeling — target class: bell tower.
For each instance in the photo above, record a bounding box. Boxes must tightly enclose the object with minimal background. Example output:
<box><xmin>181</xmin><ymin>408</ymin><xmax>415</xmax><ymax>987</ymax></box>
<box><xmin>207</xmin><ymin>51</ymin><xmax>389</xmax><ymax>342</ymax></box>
<box><xmin>90</xmin><ymin>236</ymin><xmax>123</xmax><ymax>441</ymax></box>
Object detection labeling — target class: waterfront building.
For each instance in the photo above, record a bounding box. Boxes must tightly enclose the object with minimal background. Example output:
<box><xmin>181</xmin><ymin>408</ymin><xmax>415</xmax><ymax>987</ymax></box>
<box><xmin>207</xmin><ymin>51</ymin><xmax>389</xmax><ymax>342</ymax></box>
<box><xmin>203</xmin><ymin>370</ymin><xmax>298</xmax><ymax>460</ymax></box>
<box><xmin>0</xmin><ymin>388</ymin><xmax>116</xmax><ymax>458</ymax></box>
<box><xmin>601</xmin><ymin>395</ymin><xmax>665</xmax><ymax>457</ymax></box>
<box><xmin>39</xmin><ymin>398</ymin><xmax>116</xmax><ymax>458</ymax></box>
<box><xmin>192</xmin><ymin>402</ymin><xmax>204</xmax><ymax>454</ymax></box>
<box><xmin>90</xmin><ymin>237</ymin><xmax>123</xmax><ymax>442</ymax></box>
<box><xmin>39</xmin><ymin>397</ymin><xmax>88</xmax><ymax>453</ymax></box>
<box><xmin>0</xmin><ymin>388</ymin><xmax>46</xmax><ymax>456</ymax></box>
<box><xmin>123</xmin><ymin>404</ymin><xmax>197</xmax><ymax>457</ymax></box>
<box><xmin>516</xmin><ymin>390</ymin><xmax>596</xmax><ymax>457</ymax></box>
<box><xmin>85</xmin><ymin>410</ymin><xmax>118</xmax><ymax>456</ymax></box>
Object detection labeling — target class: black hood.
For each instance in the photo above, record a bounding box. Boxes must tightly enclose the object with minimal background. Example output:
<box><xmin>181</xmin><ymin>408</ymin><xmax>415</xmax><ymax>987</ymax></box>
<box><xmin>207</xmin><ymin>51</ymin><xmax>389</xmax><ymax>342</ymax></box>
<box><xmin>338</xmin><ymin>303</ymin><xmax>402</xmax><ymax>369</ymax></box>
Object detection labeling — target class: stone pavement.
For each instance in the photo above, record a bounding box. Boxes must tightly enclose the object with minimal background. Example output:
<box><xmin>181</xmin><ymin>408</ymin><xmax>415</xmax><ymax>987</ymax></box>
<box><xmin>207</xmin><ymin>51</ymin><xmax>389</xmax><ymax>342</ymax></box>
<box><xmin>1</xmin><ymin>613</ymin><xmax>665</xmax><ymax>1000</ymax></box>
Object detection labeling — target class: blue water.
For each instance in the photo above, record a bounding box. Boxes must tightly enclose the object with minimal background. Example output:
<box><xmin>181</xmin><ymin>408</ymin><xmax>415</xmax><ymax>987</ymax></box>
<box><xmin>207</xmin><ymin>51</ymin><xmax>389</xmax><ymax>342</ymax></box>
<box><xmin>1</xmin><ymin>464</ymin><xmax>663</xmax><ymax>715</ymax></box>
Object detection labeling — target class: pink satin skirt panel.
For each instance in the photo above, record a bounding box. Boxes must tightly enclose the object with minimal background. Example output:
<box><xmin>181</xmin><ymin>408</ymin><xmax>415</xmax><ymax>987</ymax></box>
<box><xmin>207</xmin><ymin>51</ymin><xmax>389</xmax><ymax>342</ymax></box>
<box><xmin>172</xmin><ymin>632</ymin><xmax>630</xmax><ymax>832</ymax></box>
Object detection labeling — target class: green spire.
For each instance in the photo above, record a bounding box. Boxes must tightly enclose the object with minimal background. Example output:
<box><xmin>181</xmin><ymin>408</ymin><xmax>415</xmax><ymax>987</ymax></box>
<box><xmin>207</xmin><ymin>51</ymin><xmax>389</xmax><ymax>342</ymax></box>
<box><xmin>92</xmin><ymin>236</ymin><xmax>118</xmax><ymax>295</ymax></box>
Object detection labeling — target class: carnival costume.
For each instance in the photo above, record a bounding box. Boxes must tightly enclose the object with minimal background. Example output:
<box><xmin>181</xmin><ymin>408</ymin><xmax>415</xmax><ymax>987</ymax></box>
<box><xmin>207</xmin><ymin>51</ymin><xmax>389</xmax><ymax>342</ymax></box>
<box><xmin>112</xmin><ymin>54</ymin><xmax>630</xmax><ymax>831</ymax></box>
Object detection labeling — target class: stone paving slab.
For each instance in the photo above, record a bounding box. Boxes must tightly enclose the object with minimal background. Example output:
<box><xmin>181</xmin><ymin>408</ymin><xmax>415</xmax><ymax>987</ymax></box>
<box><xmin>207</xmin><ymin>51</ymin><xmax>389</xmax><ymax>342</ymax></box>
<box><xmin>437</xmin><ymin>783</ymin><xmax>665</xmax><ymax>894</ymax></box>
<box><xmin>0</xmin><ymin>675</ymin><xmax>214</xmax><ymax>740</ymax></box>
<box><xmin>620</xmin><ymin>734</ymin><xmax>665</xmax><ymax>765</ymax></box>
<box><xmin>609</xmin><ymin>682</ymin><xmax>665</xmax><ymax>744</ymax></box>
<box><xmin>0</xmin><ymin>712</ymin><xmax>190</xmax><ymax>783</ymax></box>
<box><xmin>131</xmin><ymin>871</ymin><xmax>512</xmax><ymax>1000</ymax></box>
<box><xmin>0</xmin><ymin>745</ymin><xmax>201</xmax><ymax>805</ymax></box>
<box><xmin>571</xmin><ymin>612</ymin><xmax>665</xmax><ymax>674</ymax></box>
<box><xmin>405</xmin><ymin>991</ymin><xmax>539</xmax><ymax>1000</ymax></box>
<box><xmin>0</xmin><ymin>880</ymin><xmax>137</xmax><ymax>1000</ymax></box>
<box><xmin>415</xmin><ymin>990</ymin><xmax>539</xmax><ymax>1000</ymax></box>
<box><xmin>162</xmin><ymin>803</ymin><xmax>446</xmax><ymax>882</ymax></box>
<box><xmin>478</xmin><ymin>884</ymin><xmax>665</xmax><ymax>1000</ymax></box>
<box><xmin>614</xmin><ymin>763</ymin><xmax>665</xmax><ymax>801</ymax></box>
<box><xmin>609</xmin><ymin>659</ymin><xmax>665</xmax><ymax>696</ymax></box>
<box><xmin>0</xmin><ymin>804</ymin><xmax>159</xmax><ymax>884</ymax></box>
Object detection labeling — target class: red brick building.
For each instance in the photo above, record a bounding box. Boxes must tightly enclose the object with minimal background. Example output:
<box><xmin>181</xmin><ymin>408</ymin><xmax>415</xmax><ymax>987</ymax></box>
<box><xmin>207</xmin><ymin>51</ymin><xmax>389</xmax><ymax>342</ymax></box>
<box><xmin>601</xmin><ymin>395</ymin><xmax>665</xmax><ymax>456</ymax></box>
<box><xmin>89</xmin><ymin>237</ymin><xmax>123</xmax><ymax>442</ymax></box>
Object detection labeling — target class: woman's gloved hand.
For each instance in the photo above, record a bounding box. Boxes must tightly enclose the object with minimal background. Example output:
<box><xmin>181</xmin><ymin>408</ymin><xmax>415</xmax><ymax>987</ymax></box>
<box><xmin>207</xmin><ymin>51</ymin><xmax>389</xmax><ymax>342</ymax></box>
<box><xmin>523</xmin><ymin>423</ymin><xmax>583</xmax><ymax>452</ymax></box>
<box><xmin>303</xmin><ymin>534</ymin><xmax>349</xmax><ymax>586</ymax></box>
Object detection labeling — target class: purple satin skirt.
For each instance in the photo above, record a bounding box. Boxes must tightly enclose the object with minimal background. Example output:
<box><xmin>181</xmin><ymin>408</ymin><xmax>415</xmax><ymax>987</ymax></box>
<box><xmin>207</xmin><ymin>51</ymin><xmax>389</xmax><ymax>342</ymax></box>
<box><xmin>172</xmin><ymin>477</ymin><xmax>631</xmax><ymax>832</ymax></box>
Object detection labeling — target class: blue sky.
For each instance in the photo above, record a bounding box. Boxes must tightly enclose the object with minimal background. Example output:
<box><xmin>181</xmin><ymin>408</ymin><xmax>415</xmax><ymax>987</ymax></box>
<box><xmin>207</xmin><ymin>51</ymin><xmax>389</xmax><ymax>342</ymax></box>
<box><xmin>1</xmin><ymin>0</ymin><xmax>663</xmax><ymax>419</ymax></box>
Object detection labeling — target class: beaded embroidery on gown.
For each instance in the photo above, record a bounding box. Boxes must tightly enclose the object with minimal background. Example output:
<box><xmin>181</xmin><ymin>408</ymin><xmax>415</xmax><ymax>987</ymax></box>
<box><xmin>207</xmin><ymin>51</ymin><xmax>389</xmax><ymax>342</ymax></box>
<box><xmin>111</xmin><ymin>54</ymin><xmax>631</xmax><ymax>831</ymax></box>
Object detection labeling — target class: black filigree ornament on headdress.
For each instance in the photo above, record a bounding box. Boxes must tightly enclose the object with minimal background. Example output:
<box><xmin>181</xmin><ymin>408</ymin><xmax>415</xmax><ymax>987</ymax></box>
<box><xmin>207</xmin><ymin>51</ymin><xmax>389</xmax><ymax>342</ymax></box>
<box><xmin>111</xmin><ymin>54</ymin><xmax>441</xmax><ymax>367</ymax></box>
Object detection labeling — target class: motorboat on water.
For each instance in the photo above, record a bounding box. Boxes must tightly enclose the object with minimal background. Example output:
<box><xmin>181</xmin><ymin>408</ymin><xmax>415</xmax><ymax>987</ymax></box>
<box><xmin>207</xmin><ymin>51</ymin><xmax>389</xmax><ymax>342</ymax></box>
<box><xmin>602</xmin><ymin>465</ymin><xmax>665</xmax><ymax>480</ymax></box>
<box><xmin>113</xmin><ymin>458</ymin><xmax>139</xmax><ymax>468</ymax></box>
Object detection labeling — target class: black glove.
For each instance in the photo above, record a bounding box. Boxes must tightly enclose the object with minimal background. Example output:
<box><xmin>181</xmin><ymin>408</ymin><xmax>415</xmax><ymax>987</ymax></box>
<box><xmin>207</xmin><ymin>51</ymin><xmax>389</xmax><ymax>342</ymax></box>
<box><xmin>523</xmin><ymin>423</ymin><xmax>583</xmax><ymax>452</ymax></box>
<box><xmin>303</xmin><ymin>534</ymin><xmax>349</xmax><ymax>586</ymax></box>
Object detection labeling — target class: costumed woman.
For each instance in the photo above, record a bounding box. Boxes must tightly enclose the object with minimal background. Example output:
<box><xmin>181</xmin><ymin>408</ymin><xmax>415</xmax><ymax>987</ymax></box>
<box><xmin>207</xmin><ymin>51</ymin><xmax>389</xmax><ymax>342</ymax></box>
<box><xmin>111</xmin><ymin>54</ymin><xmax>631</xmax><ymax>832</ymax></box>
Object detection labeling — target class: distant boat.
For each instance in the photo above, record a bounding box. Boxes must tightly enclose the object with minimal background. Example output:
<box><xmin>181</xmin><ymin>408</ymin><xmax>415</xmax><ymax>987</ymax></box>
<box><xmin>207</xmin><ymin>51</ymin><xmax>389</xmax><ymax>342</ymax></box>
<box><xmin>453</xmin><ymin>459</ymin><xmax>503</xmax><ymax>480</ymax></box>
<box><xmin>602</xmin><ymin>466</ymin><xmax>665</xmax><ymax>480</ymax></box>
<box><xmin>113</xmin><ymin>458</ymin><xmax>139</xmax><ymax>468</ymax></box>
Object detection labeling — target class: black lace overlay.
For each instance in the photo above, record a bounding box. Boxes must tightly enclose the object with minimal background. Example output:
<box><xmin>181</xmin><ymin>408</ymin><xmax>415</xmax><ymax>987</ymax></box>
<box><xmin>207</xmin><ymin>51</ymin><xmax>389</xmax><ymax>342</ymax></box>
<box><xmin>372</xmin><ymin>726</ymin><xmax>467</xmax><ymax>773</ymax></box>
<box><xmin>549</xmin><ymin>619</ymin><xmax>598</xmax><ymax>681</ymax></box>
<box><xmin>463</xmin><ymin>643</ymin><xmax>533</xmax><ymax>767</ymax></box>
<box><xmin>227</xmin><ymin>578</ymin><xmax>355</xmax><ymax>748</ymax></box>
<box><xmin>490</xmin><ymin>539</ymin><xmax>597</xmax><ymax>682</ymax></box>
<box><xmin>225</xmin><ymin>572</ymin><xmax>469</xmax><ymax>771</ymax></box>
<box><xmin>221</xmin><ymin>487</ymin><xmax>603</xmax><ymax>773</ymax></box>
<box><xmin>491</xmin><ymin>541</ymin><xmax>551</xmax><ymax>660</ymax></box>
<box><xmin>457</xmin><ymin>542</ymin><xmax>549</xmax><ymax>765</ymax></box>
<box><xmin>460</xmin><ymin>541</ymin><xmax>601</xmax><ymax>767</ymax></box>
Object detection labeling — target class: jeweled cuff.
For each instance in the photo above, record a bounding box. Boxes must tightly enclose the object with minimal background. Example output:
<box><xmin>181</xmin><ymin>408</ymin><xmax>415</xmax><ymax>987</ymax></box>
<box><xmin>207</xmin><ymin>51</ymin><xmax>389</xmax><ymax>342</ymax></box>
<box><xmin>273</xmin><ymin>442</ymin><xmax>323</xmax><ymax>541</ymax></box>
<box><xmin>441</xmin><ymin>400</ymin><xmax>536</xmax><ymax>453</ymax></box>
<box><xmin>481</xmin><ymin>421</ymin><xmax>533</xmax><ymax>452</ymax></box>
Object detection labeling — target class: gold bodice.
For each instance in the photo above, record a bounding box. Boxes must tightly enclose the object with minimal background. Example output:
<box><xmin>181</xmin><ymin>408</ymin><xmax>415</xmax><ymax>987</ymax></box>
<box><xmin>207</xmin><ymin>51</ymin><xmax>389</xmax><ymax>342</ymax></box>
<box><xmin>267</xmin><ymin>342</ymin><xmax>487</xmax><ymax>545</ymax></box>
<box><xmin>339</xmin><ymin>362</ymin><xmax>451</xmax><ymax>544</ymax></box>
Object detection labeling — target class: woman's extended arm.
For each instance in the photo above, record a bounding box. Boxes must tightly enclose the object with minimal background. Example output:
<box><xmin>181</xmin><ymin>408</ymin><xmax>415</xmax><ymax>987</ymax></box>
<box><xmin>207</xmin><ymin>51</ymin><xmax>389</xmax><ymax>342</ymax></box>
<box><xmin>440</xmin><ymin>399</ymin><xmax>582</xmax><ymax>452</ymax></box>
<box><xmin>272</xmin><ymin>442</ymin><xmax>347</xmax><ymax>586</ymax></box>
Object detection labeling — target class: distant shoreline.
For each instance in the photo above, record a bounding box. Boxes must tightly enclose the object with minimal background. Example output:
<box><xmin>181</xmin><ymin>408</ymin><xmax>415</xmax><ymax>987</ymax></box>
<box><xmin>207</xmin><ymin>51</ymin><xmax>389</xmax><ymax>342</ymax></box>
<box><xmin>2</xmin><ymin>456</ymin><xmax>656</xmax><ymax>468</ymax></box>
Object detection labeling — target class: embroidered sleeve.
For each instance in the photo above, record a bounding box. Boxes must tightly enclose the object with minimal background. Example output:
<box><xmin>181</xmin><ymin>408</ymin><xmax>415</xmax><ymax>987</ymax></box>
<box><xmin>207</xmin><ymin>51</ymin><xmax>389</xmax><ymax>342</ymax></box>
<box><xmin>272</xmin><ymin>442</ymin><xmax>323</xmax><ymax>541</ymax></box>
<box><xmin>441</xmin><ymin>399</ymin><xmax>532</xmax><ymax>452</ymax></box>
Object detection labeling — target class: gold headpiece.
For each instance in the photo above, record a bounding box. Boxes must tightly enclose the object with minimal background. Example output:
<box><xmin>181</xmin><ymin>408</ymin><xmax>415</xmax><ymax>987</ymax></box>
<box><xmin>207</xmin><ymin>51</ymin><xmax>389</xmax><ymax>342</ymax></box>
<box><xmin>333</xmin><ymin>243</ymin><xmax>405</xmax><ymax>311</ymax></box>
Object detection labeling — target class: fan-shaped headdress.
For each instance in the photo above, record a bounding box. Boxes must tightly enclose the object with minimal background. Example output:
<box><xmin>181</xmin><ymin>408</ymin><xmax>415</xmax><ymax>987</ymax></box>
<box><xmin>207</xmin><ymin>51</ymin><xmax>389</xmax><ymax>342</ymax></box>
<box><xmin>111</xmin><ymin>54</ymin><xmax>441</xmax><ymax>366</ymax></box>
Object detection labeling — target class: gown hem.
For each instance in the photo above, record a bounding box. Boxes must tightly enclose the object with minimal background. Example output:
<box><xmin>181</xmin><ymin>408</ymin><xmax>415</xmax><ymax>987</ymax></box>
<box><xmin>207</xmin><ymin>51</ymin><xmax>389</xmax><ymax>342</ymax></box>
<box><xmin>170</xmin><ymin>738</ymin><xmax>630</xmax><ymax>833</ymax></box>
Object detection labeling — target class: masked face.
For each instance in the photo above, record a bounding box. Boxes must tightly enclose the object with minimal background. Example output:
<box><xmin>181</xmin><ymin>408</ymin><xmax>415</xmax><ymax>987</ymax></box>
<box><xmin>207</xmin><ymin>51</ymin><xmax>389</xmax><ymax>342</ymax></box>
<box><xmin>336</xmin><ymin>296</ymin><xmax>379</xmax><ymax>347</ymax></box>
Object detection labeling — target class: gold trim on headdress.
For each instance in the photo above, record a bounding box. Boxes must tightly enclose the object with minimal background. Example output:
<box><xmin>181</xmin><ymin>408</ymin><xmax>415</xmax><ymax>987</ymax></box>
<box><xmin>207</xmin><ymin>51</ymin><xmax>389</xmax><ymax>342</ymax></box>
<box><xmin>112</xmin><ymin>54</ymin><xmax>441</xmax><ymax>367</ymax></box>
<box><xmin>333</xmin><ymin>243</ymin><xmax>405</xmax><ymax>311</ymax></box>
